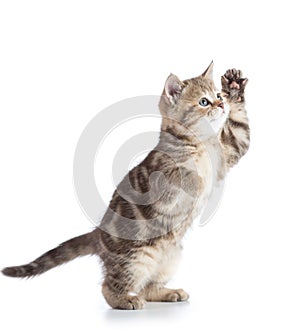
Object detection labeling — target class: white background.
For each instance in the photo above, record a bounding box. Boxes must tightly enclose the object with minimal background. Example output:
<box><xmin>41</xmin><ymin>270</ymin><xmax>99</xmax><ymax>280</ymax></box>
<box><xmin>0</xmin><ymin>1</ymin><xmax>299</xmax><ymax>333</ymax></box>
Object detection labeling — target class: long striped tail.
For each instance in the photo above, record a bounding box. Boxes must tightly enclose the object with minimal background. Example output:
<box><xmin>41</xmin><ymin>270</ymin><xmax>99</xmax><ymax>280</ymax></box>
<box><xmin>2</xmin><ymin>231</ymin><xmax>97</xmax><ymax>278</ymax></box>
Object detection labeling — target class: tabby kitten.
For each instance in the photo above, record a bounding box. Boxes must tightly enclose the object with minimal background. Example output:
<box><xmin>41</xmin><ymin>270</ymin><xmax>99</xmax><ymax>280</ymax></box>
<box><xmin>2</xmin><ymin>63</ymin><xmax>250</xmax><ymax>310</ymax></box>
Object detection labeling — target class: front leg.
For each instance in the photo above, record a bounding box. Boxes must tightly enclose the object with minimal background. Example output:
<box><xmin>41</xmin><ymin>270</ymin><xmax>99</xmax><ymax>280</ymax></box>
<box><xmin>220</xmin><ymin>69</ymin><xmax>250</xmax><ymax>168</ymax></box>
<box><xmin>221</xmin><ymin>68</ymin><xmax>248</xmax><ymax>103</ymax></box>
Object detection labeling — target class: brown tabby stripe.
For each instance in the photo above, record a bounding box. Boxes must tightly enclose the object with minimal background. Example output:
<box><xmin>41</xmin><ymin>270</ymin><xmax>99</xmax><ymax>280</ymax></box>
<box><xmin>228</xmin><ymin>118</ymin><xmax>249</xmax><ymax>132</ymax></box>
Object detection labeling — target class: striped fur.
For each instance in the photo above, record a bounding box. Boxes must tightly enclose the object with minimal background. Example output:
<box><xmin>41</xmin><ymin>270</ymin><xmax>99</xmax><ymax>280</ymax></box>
<box><xmin>2</xmin><ymin>64</ymin><xmax>250</xmax><ymax>310</ymax></box>
<box><xmin>2</xmin><ymin>232</ymin><xmax>97</xmax><ymax>277</ymax></box>
<box><xmin>220</xmin><ymin>69</ymin><xmax>250</xmax><ymax>167</ymax></box>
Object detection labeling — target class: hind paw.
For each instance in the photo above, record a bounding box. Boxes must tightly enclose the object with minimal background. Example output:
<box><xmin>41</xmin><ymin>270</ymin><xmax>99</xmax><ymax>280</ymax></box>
<box><xmin>142</xmin><ymin>285</ymin><xmax>190</xmax><ymax>302</ymax></box>
<box><xmin>163</xmin><ymin>288</ymin><xmax>190</xmax><ymax>302</ymax></box>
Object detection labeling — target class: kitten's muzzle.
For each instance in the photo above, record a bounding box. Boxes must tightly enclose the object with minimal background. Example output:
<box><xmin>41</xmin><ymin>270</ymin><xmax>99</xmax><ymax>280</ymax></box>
<box><xmin>218</xmin><ymin>102</ymin><xmax>224</xmax><ymax>110</ymax></box>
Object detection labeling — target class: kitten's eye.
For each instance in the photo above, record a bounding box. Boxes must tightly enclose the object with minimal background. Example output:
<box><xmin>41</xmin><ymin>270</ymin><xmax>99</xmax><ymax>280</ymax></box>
<box><xmin>217</xmin><ymin>94</ymin><xmax>223</xmax><ymax>101</ymax></box>
<box><xmin>199</xmin><ymin>98</ymin><xmax>209</xmax><ymax>107</ymax></box>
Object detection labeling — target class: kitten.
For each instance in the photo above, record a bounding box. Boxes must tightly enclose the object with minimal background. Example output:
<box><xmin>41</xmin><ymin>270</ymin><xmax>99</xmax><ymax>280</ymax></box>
<box><xmin>2</xmin><ymin>63</ymin><xmax>250</xmax><ymax>310</ymax></box>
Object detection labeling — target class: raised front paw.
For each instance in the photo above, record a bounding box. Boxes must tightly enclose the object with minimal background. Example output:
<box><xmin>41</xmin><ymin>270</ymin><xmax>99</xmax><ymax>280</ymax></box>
<box><xmin>221</xmin><ymin>69</ymin><xmax>248</xmax><ymax>102</ymax></box>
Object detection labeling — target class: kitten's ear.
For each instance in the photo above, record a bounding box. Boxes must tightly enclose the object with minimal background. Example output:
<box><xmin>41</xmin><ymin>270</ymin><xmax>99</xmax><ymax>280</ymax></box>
<box><xmin>202</xmin><ymin>61</ymin><xmax>214</xmax><ymax>80</ymax></box>
<box><xmin>164</xmin><ymin>74</ymin><xmax>184</xmax><ymax>104</ymax></box>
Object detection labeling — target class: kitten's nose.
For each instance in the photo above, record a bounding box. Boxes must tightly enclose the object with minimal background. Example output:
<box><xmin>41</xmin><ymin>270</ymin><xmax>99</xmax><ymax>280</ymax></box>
<box><xmin>218</xmin><ymin>102</ymin><xmax>224</xmax><ymax>109</ymax></box>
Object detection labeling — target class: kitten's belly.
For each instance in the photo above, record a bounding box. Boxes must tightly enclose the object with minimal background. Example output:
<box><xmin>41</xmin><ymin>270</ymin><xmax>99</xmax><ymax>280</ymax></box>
<box><xmin>183</xmin><ymin>154</ymin><xmax>213</xmax><ymax>219</ymax></box>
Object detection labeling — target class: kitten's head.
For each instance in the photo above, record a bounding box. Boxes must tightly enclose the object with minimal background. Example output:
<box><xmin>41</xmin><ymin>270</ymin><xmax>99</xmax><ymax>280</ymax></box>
<box><xmin>159</xmin><ymin>62</ymin><xmax>229</xmax><ymax>136</ymax></box>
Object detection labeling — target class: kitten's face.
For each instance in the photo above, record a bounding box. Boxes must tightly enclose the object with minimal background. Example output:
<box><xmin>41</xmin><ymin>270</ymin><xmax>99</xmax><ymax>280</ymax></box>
<box><xmin>160</xmin><ymin>63</ymin><xmax>229</xmax><ymax>137</ymax></box>
<box><xmin>179</xmin><ymin>77</ymin><xmax>229</xmax><ymax>133</ymax></box>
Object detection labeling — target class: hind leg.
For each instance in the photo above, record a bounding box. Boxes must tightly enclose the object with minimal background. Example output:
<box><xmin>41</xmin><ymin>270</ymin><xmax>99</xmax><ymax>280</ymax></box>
<box><xmin>102</xmin><ymin>279</ymin><xmax>146</xmax><ymax>310</ymax></box>
<box><xmin>101</xmin><ymin>262</ymin><xmax>150</xmax><ymax>310</ymax></box>
<box><xmin>140</xmin><ymin>245</ymin><xmax>189</xmax><ymax>302</ymax></box>
<box><xmin>101</xmin><ymin>243</ymin><xmax>184</xmax><ymax>309</ymax></box>
<box><xmin>140</xmin><ymin>283</ymin><xmax>189</xmax><ymax>302</ymax></box>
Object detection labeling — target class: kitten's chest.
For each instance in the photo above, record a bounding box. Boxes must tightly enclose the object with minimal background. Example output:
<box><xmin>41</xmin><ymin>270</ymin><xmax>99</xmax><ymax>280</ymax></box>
<box><xmin>185</xmin><ymin>150</ymin><xmax>213</xmax><ymax>190</ymax></box>
<box><xmin>185</xmin><ymin>140</ymin><xmax>225</xmax><ymax>187</ymax></box>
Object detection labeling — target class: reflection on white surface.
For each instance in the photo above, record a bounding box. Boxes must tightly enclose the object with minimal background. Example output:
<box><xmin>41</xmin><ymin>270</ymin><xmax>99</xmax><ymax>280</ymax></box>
<box><xmin>103</xmin><ymin>301</ymin><xmax>191</xmax><ymax>322</ymax></box>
